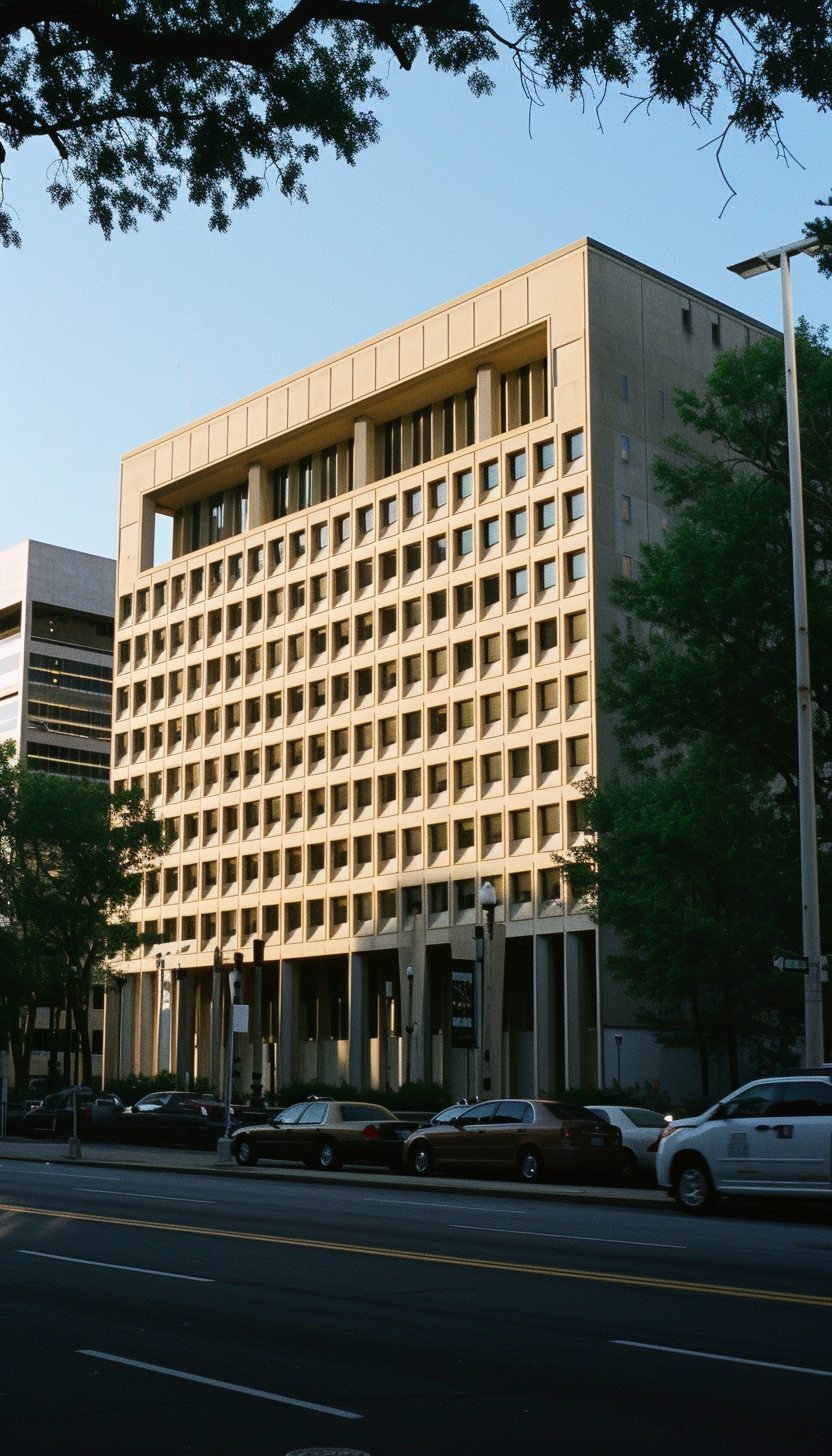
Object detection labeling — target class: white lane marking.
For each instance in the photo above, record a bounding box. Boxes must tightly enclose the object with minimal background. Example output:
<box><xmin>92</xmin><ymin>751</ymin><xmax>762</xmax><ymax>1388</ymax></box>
<box><xmin>450</xmin><ymin>1224</ymin><xmax>686</xmax><ymax>1249</ymax></box>
<box><xmin>613</xmin><ymin>1341</ymin><xmax>832</xmax><ymax>1377</ymax></box>
<box><xmin>76</xmin><ymin>1350</ymin><xmax>362</xmax><ymax>1417</ymax></box>
<box><xmin>70</xmin><ymin>1187</ymin><xmax>215</xmax><ymax>1204</ymax></box>
<box><xmin>361</xmin><ymin>1198</ymin><xmax>514</xmax><ymax>1212</ymax></box>
<box><xmin>18</xmin><ymin>1250</ymin><xmax>213</xmax><ymax>1282</ymax></box>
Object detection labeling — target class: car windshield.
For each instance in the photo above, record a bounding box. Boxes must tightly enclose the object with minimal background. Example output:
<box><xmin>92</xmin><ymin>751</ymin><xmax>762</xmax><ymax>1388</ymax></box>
<box><xmin>431</xmin><ymin>1106</ymin><xmax>467</xmax><ymax>1124</ymax></box>
<box><xmin>543</xmin><ymin>1102</ymin><xmax>602</xmax><ymax>1122</ymax></box>
<box><xmin>275</xmin><ymin>1104</ymin><xmax>306</xmax><ymax>1124</ymax></box>
<box><xmin>39</xmin><ymin>1094</ymin><xmax>63</xmax><ymax>1112</ymax></box>
<box><xmin>621</xmin><ymin>1108</ymin><xmax>667</xmax><ymax>1129</ymax></box>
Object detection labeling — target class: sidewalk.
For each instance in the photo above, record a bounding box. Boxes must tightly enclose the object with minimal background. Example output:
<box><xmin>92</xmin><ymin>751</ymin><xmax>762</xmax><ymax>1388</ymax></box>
<box><xmin>0</xmin><ymin>1136</ymin><xmax>671</xmax><ymax>1210</ymax></box>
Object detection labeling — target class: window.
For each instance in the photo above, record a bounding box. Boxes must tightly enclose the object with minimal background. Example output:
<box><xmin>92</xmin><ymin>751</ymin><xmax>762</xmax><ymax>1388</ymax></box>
<box><xmin>682</xmin><ymin>299</ymin><xmax>692</xmax><ymax>335</ymax></box>
<box><xmin>537</xmin><ymin>558</ymin><xmax>557</xmax><ymax>590</ymax></box>
<box><xmin>509</xmin><ymin>686</ymin><xmax>529</xmax><ymax>719</ymax></box>
<box><xmin>355</xmin><ymin>666</ymin><xmax>372</xmax><ymax>699</ymax></box>
<box><xmin>511</xmin><ymin>809</ymin><xmax>531</xmax><ymax>840</ymax></box>
<box><xmin>568</xmin><ymin>672</ymin><xmax>589</xmax><ymax>705</ymax></box>
<box><xmin>404</xmin><ymin>543</ymin><xmax>422</xmax><ymax>574</ymax></box>
<box><xmin>621</xmin><ymin>555</ymin><xmax>632</xmax><ymax>578</ymax></box>
<box><xmin>429</xmin><ymin>705</ymin><xmax>447</xmax><ymax>736</ymax></box>
<box><xmin>379</xmin><ymin>661</ymin><xmax>397</xmax><ymax>694</ymax></box>
<box><xmin>456</xmin><ymin>818</ymin><xmax>475</xmax><ymax>850</ymax></box>
<box><xmin>455</xmin><ymin>469</ymin><xmax>473</xmax><ymax>501</ymax></box>
<box><xmin>620</xmin><ymin>435</ymin><xmax>630</xmax><ymax>462</ymax></box>
<box><xmin>379</xmin><ymin>717</ymin><xmax>397</xmax><ymax>749</ymax></box>
<box><xmin>510</xmin><ymin>745</ymin><xmax>530</xmax><ymax>778</ymax></box>
<box><xmin>481</xmin><ymin>518</ymin><xmax>499</xmax><ymax>551</ymax></box>
<box><xmin>403</xmin><ymin>710</ymin><xmax>422</xmax><ymax>742</ymax></box>
<box><xmin>454</xmin><ymin>583</ymin><xmax>473</xmax><ymax>614</ymax></box>
<box><xmin>378</xmin><ymin>773</ymin><xmax>396</xmax><ymax>806</ymax></box>
<box><xmin>482</xmin><ymin>693</ymin><xmax>501</xmax><ymax>725</ymax></box>
<box><xmin>509</xmin><ymin>508</ymin><xmax>527</xmax><ymax>541</ymax></box>
<box><xmin>381</xmin><ymin>496</ymin><xmax>398</xmax><ymax>527</ymax></box>
<box><xmin>537</xmin><ymin>440</ymin><xmax>555</xmax><ymax>472</ymax></box>
<box><xmin>330</xmin><ymin>727</ymin><xmax>348</xmax><ymax>760</ymax></box>
<box><xmin>482</xmin><ymin>752</ymin><xmax>502</xmax><ymax>784</ymax></box>
<box><xmin>309</xmin><ymin>732</ymin><xmax>325</xmax><ymax>764</ymax></box>
<box><xmin>539</xmin><ymin>741</ymin><xmax>559</xmax><ymax>773</ymax></box>
<box><xmin>537</xmin><ymin>679</ymin><xmax>558</xmax><ymax>713</ymax></box>
<box><xmin>568</xmin><ymin>799</ymin><xmax>588</xmax><ymax>833</ymax></box>
<box><xmin>568</xmin><ymin>735</ymin><xmax>590</xmax><ymax>768</ymax></box>
<box><xmin>354</xmin><ymin>721</ymin><xmax>372</xmax><ymax>755</ymax></box>
<box><xmin>404</xmin><ymin>597</ymin><xmax>422</xmax><ymax>629</ymax></box>
<box><xmin>357</xmin><ymin>505</ymin><xmax>374</xmax><ymax>538</ymax></box>
<box><xmin>567</xmin><ymin>550</ymin><xmax>587</xmax><ymax>582</ymax></box>
<box><xmin>335</xmin><ymin>513</ymin><xmax>350</xmax><ymax>546</ymax></box>
<box><xmin>510</xmin><ymin>871</ymin><xmax>532</xmax><ymax>904</ymax></box>
<box><xmin>404</xmin><ymin>826</ymin><xmax>422</xmax><ymax>859</ymax></box>
<box><xmin>378</xmin><ymin>552</ymin><xmax>396</xmax><ymax>586</ymax></box>
<box><xmin>507</xmin><ymin>629</ymin><xmax>527</xmax><ymax>663</ymax></box>
<box><xmin>429</xmin><ymin>590</ymin><xmax>447</xmax><ymax>622</ymax></box>
<box><xmin>456</xmin><ymin>639</ymin><xmax>474</xmax><ymax>673</ymax></box>
<box><xmin>329</xmin><ymin>783</ymin><xmax>348</xmax><ymax>816</ymax></box>
<box><xmin>403</xmin><ymin>885</ymin><xmax>423</xmax><ymax>917</ymax></box>
<box><xmin>356</xmin><ymin>559</ymin><xmax>373</xmax><ymax>593</ymax></box>
<box><xmin>356</xmin><ymin>612</ymin><xmax>373</xmax><ymax>643</ymax></box>
<box><xmin>403</xmin><ymin>766</ymin><xmax>422</xmax><ymax>799</ymax></box>
<box><xmin>509</xmin><ymin>568</ymin><xmax>528</xmax><ymax>599</ymax></box>
<box><xmin>509</xmin><ymin>450</ymin><xmax>527</xmax><ymax>482</ymax></box>
<box><xmin>481</xmin><ymin>461</ymin><xmax>499</xmax><ymax>493</ymax></box>
<box><xmin>404</xmin><ymin>653</ymin><xmax>421</xmax><ymax>685</ymax></box>
<box><xmin>566</xmin><ymin>490</ymin><xmax>586</xmax><ymax>523</ymax></box>
<box><xmin>567</xmin><ymin>610</ymin><xmax>587</xmax><ymax>644</ymax></box>
<box><xmin>405</xmin><ymin>487</ymin><xmax>422</xmax><ymax>518</ymax></box>
<box><xmin>429</xmin><ymin>881</ymin><xmax>448</xmax><ymax>913</ymax></box>
<box><xmin>429</xmin><ymin>822</ymin><xmax>448</xmax><ymax>854</ymax></box>
<box><xmin>455</xmin><ymin>757</ymin><xmax>474</xmax><ymax>790</ymax></box>
<box><xmin>536</xmin><ymin>501</ymin><xmax>556</xmax><ymax>536</ymax></box>
<box><xmin>539</xmin><ymin>805</ymin><xmax>561</xmax><ymax>839</ymax></box>
<box><xmin>455</xmin><ymin>698</ymin><xmax>474</xmax><ymax>730</ymax></box>
<box><xmin>564</xmin><ymin>430</ymin><xmax>584</xmax><ymax>463</ymax></box>
<box><xmin>455</xmin><ymin>879</ymin><xmax>476</xmax><ymax>913</ymax></box>
<box><xmin>482</xmin><ymin>575</ymin><xmax>500</xmax><ymax>608</ymax></box>
<box><xmin>355</xmin><ymin>779</ymin><xmax>372</xmax><ymax>811</ymax></box>
<box><xmin>430</xmin><ymin>478</ymin><xmax>448</xmax><ymax>509</ymax></box>
<box><xmin>429</xmin><ymin>535</ymin><xmax>447</xmax><ymax>566</ymax></box>
<box><xmin>429</xmin><ymin>646</ymin><xmax>447</xmax><ymax>678</ymax></box>
<box><xmin>482</xmin><ymin>814</ymin><xmax>502</xmax><ymax>846</ymax></box>
<box><xmin>429</xmin><ymin>762</ymin><xmax>448</xmax><ymax>795</ymax></box>
<box><xmin>711</xmin><ymin>316</ymin><xmax>721</xmax><ymax>349</ymax></box>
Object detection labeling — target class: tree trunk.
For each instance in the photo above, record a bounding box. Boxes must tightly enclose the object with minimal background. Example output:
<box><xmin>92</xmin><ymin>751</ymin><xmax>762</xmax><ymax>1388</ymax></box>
<box><xmin>73</xmin><ymin>994</ymin><xmax>93</xmax><ymax>1089</ymax></box>
<box><xmin>18</xmin><ymin>991</ymin><xmax>39</xmax><ymax>1090</ymax></box>
<box><xmin>690</xmin><ymin>982</ymin><xmax>710</xmax><ymax>1097</ymax></box>
<box><xmin>47</xmin><ymin>1002</ymin><xmax>62</xmax><ymax>1091</ymax></box>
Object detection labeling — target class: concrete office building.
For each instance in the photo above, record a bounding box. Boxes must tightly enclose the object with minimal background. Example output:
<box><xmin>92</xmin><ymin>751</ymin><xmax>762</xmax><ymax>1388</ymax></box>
<box><xmin>109</xmin><ymin>239</ymin><xmax>771</xmax><ymax>1100</ymax></box>
<box><xmin>0</xmin><ymin>539</ymin><xmax>116</xmax><ymax>1084</ymax></box>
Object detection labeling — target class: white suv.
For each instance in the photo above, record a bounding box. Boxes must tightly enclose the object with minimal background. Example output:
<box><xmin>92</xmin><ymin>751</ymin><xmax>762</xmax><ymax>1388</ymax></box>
<box><xmin>657</xmin><ymin>1075</ymin><xmax>832</xmax><ymax>1214</ymax></box>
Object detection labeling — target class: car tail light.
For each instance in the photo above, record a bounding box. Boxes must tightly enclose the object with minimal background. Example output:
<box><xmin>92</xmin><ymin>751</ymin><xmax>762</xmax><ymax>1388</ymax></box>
<box><xmin>81</xmin><ymin>1108</ymin><xmax>91</xmax><ymax>1120</ymax></box>
<box><xmin>362</xmin><ymin>1124</ymin><xmax>380</xmax><ymax>1139</ymax></box>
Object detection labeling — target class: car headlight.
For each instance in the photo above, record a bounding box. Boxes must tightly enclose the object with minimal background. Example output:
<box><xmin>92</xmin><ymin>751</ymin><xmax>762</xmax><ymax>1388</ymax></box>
<box><xmin>659</xmin><ymin>1124</ymin><xmax>685</xmax><ymax>1142</ymax></box>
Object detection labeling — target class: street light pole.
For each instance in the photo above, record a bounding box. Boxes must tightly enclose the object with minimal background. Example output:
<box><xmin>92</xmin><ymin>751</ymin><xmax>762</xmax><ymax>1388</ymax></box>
<box><xmin>478</xmin><ymin>881</ymin><xmax>497</xmax><ymax>1096</ymax></box>
<box><xmin>729</xmin><ymin>238</ymin><xmax>824</xmax><ymax>1065</ymax></box>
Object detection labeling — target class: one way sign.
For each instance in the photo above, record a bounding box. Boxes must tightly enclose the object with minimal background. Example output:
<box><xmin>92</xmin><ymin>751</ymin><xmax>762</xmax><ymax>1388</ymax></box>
<box><xmin>773</xmin><ymin>955</ymin><xmax>810</xmax><ymax>973</ymax></box>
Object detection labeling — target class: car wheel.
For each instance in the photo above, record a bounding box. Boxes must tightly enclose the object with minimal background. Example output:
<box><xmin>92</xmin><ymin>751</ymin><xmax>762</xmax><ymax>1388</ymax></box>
<box><xmin>317</xmin><ymin>1139</ymin><xmax>341</xmax><ymax>1172</ymax></box>
<box><xmin>673</xmin><ymin>1156</ymin><xmax>715</xmax><ymax>1215</ymax></box>
<box><xmin>234</xmin><ymin>1138</ymin><xmax>258</xmax><ymax>1167</ymax></box>
<box><xmin>517</xmin><ymin>1146</ymin><xmax>543</xmax><ymax>1183</ymax></box>
<box><xmin>408</xmin><ymin>1142</ymin><xmax>434</xmax><ymax>1177</ymax></box>
<box><xmin>620</xmin><ymin>1149</ymin><xmax>640</xmax><ymax>1185</ymax></box>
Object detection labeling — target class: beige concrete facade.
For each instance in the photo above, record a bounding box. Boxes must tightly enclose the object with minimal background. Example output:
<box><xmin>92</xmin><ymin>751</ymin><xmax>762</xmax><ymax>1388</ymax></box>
<box><xmin>110</xmin><ymin>239</ymin><xmax>772</xmax><ymax>1101</ymax></box>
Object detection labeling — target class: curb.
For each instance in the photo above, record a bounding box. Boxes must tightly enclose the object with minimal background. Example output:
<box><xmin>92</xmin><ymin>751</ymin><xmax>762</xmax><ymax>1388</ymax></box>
<box><xmin>0</xmin><ymin>1143</ymin><xmax>671</xmax><ymax>1211</ymax></box>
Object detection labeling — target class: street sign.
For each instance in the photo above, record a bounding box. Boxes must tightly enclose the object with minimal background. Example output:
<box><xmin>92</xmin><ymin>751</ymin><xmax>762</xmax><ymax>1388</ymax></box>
<box><xmin>450</xmin><ymin>965</ymin><xmax>477</xmax><ymax>1048</ymax></box>
<box><xmin>773</xmin><ymin>955</ymin><xmax>810</xmax><ymax>973</ymax></box>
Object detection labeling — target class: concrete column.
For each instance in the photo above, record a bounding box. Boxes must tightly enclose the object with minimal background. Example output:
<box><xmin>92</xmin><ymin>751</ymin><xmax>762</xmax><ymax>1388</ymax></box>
<box><xmin>102</xmin><ymin>988</ymin><xmax>121</xmax><ymax>1085</ymax></box>
<box><xmin>336</xmin><ymin>440</ymin><xmax>353</xmax><ymax>494</ymax></box>
<box><xmin>279</xmin><ymin>960</ymin><xmax>298</xmax><ymax>1088</ymax></box>
<box><xmin>121</xmin><ymin>975</ymin><xmax>137</xmax><ymax>1077</ymax></box>
<box><xmin>401</xmin><ymin>415</ymin><xmax>414</xmax><ymax>472</ymax></box>
<box><xmin>430</xmin><ymin>402</ymin><xmax>445</xmax><ymax>461</ymax></box>
<box><xmin>487</xmin><ymin>923</ymin><xmax>506</xmax><ymax>1097</ymax></box>
<box><xmin>353</xmin><ymin>418</ymin><xmax>375</xmax><ymax>490</ymax></box>
<box><xmin>222</xmin><ymin>489</ymin><xmax>235</xmax><ymax>540</ymax></box>
<box><xmin>175</xmin><ymin>973</ymin><xmax>195</xmax><ymax>1085</ymax></box>
<box><xmin>210</xmin><ymin>951</ymin><xmax>223</xmax><ymax>1095</ymax></box>
<box><xmin>196</xmin><ymin>975</ymin><xmax>212</xmax><ymax>1085</ymax></box>
<box><xmin>531</xmin><ymin>359</ymin><xmax>548</xmax><ymax>421</ymax></box>
<box><xmin>533</xmin><ymin>933</ymin><xmax>555</xmax><ymax>1096</ymax></box>
<box><xmin>247</xmin><ymin>463</ymin><xmax>271</xmax><ymax>529</ymax></box>
<box><xmin>476</xmin><ymin>364</ymin><xmax>500</xmax><ymax>443</ymax></box>
<box><xmin>311</xmin><ymin>453</ymin><xmax>324</xmax><ymax>505</ymax></box>
<box><xmin>348</xmin><ymin>952</ymin><xmax>370</xmax><ymax>1089</ymax></box>
<box><xmin>139</xmin><ymin>496</ymin><xmax>156</xmax><ymax>572</ymax></box>
<box><xmin>172</xmin><ymin>511</ymin><xmax>185</xmax><ymax>559</ymax></box>
<box><xmin>453</xmin><ymin>393</ymin><xmax>469</xmax><ymax>450</ymax></box>
<box><xmin>139</xmin><ymin>972</ymin><xmax>155</xmax><ymax>1075</ymax></box>
<box><xmin>564</xmin><ymin>931</ymin><xmax>582</xmax><ymax>1089</ymax></box>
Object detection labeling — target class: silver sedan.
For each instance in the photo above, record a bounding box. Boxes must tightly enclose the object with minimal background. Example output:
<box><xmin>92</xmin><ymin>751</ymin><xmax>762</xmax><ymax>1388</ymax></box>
<box><xmin>584</xmin><ymin>1105</ymin><xmax>669</xmax><ymax>1182</ymax></box>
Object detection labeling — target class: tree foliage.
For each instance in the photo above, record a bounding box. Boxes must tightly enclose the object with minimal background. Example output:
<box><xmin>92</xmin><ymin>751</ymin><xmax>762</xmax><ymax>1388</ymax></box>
<box><xmin>559</xmin><ymin>328</ymin><xmax>832</xmax><ymax>1092</ymax></box>
<box><xmin>0</xmin><ymin>754</ymin><xmax>161</xmax><ymax>1087</ymax></box>
<box><xmin>2</xmin><ymin>0</ymin><xmax>832</xmax><ymax>246</ymax></box>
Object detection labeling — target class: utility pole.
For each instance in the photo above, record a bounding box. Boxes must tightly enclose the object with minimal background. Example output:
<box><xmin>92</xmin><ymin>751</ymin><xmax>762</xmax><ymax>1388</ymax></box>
<box><xmin>478</xmin><ymin>882</ymin><xmax>496</xmax><ymax>1096</ymax></box>
<box><xmin>217</xmin><ymin>955</ymin><xmax>246</xmax><ymax>1163</ymax></box>
<box><xmin>250</xmin><ymin>939</ymin><xmax>265</xmax><ymax>1107</ymax></box>
<box><xmin>404</xmin><ymin>965</ymin><xmax>415</xmax><ymax>1086</ymax></box>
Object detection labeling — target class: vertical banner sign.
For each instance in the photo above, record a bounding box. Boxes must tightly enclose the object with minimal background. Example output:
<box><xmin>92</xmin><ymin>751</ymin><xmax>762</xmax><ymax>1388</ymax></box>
<box><xmin>451</xmin><ymin>964</ymin><xmax>477</xmax><ymax>1049</ymax></box>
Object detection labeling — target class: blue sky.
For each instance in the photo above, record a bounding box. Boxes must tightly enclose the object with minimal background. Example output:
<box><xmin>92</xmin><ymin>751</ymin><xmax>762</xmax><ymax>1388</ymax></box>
<box><xmin>1</xmin><ymin>57</ymin><xmax>830</xmax><ymax>562</ymax></box>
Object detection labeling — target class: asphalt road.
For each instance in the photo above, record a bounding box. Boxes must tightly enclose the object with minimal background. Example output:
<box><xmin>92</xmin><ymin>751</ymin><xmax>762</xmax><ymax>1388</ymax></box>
<box><xmin>1</xmin><ymin>1160</ymin><xmax>832</xmax><ymax>1455</ymax></box>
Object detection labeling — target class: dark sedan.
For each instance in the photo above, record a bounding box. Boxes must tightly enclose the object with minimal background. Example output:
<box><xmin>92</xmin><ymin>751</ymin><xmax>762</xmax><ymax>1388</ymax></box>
<box><xmin>116</xmin><ymin>1092</ymin><xmax>227</xmax><ymax>1149</ymax></box>
<box><xmin>230</xmin><ymin>1098</ymin><xmax>421</xmax><ymax>1170</ymax></box>
<box><xmin>20</xmin><ymin>1087</ymin><xmax>125</xmax><ymax>1140</ymax></box>
<box><xmin>402</xmin><ymin>1099</ymin><xmax>623</xmax><ymax>1183</ymax></box>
